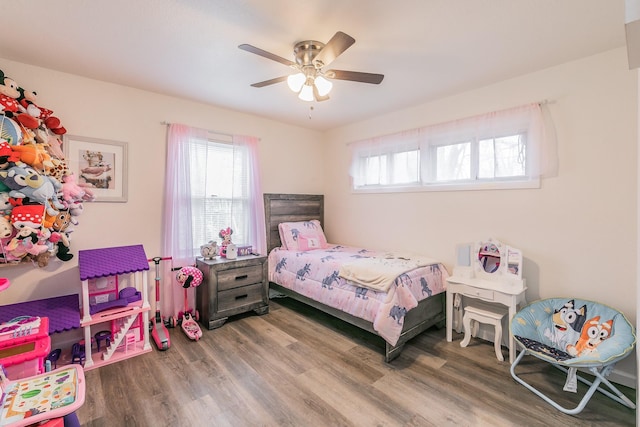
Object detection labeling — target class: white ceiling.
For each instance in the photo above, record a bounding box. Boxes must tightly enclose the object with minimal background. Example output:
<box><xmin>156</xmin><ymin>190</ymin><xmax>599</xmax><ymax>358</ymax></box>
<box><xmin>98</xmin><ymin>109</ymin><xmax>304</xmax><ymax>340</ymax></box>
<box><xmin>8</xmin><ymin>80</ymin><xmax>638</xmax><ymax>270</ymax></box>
<box><xmin>0</xmin><ymin>0</ymin><xmax>627</xmax><ymax>131</ymax></box>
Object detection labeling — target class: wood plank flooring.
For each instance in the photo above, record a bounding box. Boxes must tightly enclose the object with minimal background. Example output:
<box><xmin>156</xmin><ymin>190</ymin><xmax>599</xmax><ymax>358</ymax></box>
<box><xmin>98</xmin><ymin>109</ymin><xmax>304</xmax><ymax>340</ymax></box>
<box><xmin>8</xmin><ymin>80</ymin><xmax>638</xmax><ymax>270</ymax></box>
<box><xmin>77</xmin><ymin>297</ymin><xmax>636</xmax><ymax>426</ymax></box>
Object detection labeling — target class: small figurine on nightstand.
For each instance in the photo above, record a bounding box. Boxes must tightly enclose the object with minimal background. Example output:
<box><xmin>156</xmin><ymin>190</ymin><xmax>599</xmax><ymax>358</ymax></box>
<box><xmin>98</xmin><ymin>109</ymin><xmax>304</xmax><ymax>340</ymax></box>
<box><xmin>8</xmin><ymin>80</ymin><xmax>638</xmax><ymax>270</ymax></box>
<box><xmin>200</xmin><ymin>240</ymin><xmax>218</xmax><ymax>260</ymax></box>
<box><xmin>218</xmin><ymin>227</ymin><xmax>233</xmax><ymax>258</ymax></box>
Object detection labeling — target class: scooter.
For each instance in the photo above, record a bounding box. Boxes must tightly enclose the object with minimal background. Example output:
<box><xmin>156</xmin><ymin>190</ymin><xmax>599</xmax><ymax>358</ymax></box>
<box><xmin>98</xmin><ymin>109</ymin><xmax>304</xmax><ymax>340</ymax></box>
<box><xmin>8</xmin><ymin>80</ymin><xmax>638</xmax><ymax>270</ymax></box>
<box><xmin>172</xmin><ymin>266</ymin><xmax>203</xmax><ymax>341</ymax></box>
<box><xmin>149</xmin><ymin>256</ymin><xmax>171</xmax><ymax>350</ymax></box>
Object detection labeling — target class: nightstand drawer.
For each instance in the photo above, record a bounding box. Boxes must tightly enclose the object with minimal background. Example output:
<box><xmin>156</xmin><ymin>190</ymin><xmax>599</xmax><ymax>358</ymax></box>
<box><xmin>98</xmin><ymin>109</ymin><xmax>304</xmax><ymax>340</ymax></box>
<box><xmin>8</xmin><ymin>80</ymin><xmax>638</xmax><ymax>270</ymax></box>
<box><xmin>218</xmin><ymin>283</ymin><xmax>264</xmax><ymax>312</ymax></box>
<box><xmin>466</xmin><ymin>287</ymin><xmax>494</xmax><ymax>300</ymax></box>
<box><xmin>218</xmin><ymin>265</ymin><xmax>264</xmax><ymax>291</ymax></box>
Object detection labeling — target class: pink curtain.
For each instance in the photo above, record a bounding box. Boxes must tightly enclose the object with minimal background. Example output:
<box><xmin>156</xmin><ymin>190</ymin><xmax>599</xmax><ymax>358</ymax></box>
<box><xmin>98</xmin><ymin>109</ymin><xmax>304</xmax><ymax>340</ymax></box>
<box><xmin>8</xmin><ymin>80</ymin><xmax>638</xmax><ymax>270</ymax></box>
<box><xmin>232</xmin><ymin>134</ymin><xmax>266</xmax><ymax>256</ymax></box>
<box><xmin>162</xmin><ymin>124</ymin><xmax>208</xmax><ymax>316</ymax></box>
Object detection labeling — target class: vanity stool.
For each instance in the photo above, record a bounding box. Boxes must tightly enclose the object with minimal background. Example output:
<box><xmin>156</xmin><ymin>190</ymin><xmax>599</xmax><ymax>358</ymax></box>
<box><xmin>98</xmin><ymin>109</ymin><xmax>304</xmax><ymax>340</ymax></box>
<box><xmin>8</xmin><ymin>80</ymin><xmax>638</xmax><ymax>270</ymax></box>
<box><xmin>460</xmin><ymin>303</ymin><xmax>508</xmax><ymax>361</ymax></box>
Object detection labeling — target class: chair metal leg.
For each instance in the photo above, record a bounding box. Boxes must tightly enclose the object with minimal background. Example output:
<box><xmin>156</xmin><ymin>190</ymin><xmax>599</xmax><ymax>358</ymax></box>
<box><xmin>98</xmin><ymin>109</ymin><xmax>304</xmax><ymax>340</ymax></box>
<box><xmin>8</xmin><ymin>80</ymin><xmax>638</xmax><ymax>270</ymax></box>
<box><xmin>510</xmin><ymin>349</ymin><xmax>636</xmax><ymax>415</ymax></box>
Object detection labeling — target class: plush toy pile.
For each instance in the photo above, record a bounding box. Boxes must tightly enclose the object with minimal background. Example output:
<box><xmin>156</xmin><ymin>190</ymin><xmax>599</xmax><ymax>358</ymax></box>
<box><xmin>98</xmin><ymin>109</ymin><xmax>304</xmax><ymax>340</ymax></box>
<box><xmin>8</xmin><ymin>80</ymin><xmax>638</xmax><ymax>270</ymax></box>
<box><xmin>0</xmin><ymin>68</ymin><xmax>93</xmax><ymax>266</ymax></box>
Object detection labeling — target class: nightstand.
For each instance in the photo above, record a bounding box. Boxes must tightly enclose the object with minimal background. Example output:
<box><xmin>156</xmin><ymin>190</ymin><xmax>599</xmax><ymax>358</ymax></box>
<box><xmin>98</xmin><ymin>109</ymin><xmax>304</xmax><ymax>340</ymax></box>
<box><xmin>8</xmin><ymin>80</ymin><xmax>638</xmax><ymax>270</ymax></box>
<box><xmin>196</xmin><ymin>255</ymin><xmax>268</xmax><ymax>329</ymax></box>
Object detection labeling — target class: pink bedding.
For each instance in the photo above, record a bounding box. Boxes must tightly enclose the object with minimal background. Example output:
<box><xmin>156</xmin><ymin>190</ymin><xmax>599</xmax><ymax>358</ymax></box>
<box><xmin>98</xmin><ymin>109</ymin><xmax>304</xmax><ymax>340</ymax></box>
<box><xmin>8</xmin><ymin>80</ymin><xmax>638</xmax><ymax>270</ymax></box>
<box><xmin>268</xmin><ymin>244</ymin><xmax>449</xmax><ymax>346</ymax></box>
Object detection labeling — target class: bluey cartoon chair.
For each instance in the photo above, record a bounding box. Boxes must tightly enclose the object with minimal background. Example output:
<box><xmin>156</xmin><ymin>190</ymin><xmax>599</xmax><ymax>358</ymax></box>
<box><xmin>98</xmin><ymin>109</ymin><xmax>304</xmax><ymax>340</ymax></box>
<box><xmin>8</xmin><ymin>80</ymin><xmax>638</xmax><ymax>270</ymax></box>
<box><xmin>510</xmin><ymin>298</ymin><xmax>636</xmax><ymax>415</ymax></box>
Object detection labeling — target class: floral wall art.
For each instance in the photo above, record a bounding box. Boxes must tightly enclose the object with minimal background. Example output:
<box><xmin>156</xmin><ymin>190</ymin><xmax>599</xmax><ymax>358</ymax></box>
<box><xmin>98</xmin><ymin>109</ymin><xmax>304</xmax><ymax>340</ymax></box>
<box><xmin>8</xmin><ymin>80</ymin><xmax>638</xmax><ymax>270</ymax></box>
<box><xmin>0</xmin><ymin>68</ymin><xmax>94</xmax><ymax>267</ymax></box>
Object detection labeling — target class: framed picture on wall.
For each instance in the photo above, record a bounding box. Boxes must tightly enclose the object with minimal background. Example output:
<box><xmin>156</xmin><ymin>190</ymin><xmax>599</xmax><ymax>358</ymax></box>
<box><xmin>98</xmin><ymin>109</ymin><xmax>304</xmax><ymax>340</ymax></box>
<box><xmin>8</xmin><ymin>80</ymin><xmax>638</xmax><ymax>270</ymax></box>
<box><xmin>64</xmin><ymin>135</ymin><xmax>128</xmax><ymax>202</ymax></box>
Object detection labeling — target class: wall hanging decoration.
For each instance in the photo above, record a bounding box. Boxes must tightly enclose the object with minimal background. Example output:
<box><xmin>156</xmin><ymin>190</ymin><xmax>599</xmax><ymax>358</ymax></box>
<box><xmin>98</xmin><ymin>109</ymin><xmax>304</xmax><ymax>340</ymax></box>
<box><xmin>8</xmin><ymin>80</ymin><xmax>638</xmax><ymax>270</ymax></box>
<box><xmin>0</xmin><ymin>67</ymin><xmax>94</xmax><ymax>267</ymax></box>
<box><xmin>64</xmin><ymin>135</ymin><xmax>128</xmax><ymax>202</ymax></box>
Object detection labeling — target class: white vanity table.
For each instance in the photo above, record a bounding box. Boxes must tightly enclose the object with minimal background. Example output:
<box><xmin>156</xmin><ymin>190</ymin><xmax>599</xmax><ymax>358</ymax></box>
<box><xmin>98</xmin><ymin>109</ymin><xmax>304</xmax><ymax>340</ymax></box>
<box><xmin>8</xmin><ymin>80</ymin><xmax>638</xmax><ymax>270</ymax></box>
<box><xmin>445</xmin><ymin>238</ymin><xmax>526</xmax><ymax>364</ymax></box>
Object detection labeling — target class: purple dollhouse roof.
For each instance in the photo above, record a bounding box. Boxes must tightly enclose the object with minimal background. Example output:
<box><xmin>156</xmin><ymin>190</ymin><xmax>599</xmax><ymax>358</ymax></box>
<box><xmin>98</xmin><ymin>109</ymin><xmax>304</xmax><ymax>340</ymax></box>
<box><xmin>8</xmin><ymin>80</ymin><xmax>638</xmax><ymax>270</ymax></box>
<box><xmin>78</xmin><ymin>244</ymin><xmax>149</xmax><ymax>281</ymax></box>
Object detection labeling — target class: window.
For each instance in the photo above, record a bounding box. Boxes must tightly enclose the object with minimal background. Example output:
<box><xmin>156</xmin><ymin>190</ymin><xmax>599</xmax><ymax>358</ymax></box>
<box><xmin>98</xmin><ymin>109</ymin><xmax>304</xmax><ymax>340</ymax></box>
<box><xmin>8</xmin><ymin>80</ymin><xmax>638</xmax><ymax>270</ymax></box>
<box><xmin>188</xmin><ymin>138</ymin><xmax>251</xmax><ymax>249</ymax></box>
<box><xmin>430</xmin><ymin>133</ymin><xmax>527</xmax><ymax>184</ymax></box>
<box><xmin>163</xmin><ymin>125</ymin><xmax>264</xmax><ymax>266</ymax></box>
<box><xmin>350</xmin><ymin>104</ymin><xmax>553</xmax><ymax>192</ymax></box>
<box><xmin>359</xmin><ymin>149</ymin><xmax>420</xmax><ymax>186</ymax></box>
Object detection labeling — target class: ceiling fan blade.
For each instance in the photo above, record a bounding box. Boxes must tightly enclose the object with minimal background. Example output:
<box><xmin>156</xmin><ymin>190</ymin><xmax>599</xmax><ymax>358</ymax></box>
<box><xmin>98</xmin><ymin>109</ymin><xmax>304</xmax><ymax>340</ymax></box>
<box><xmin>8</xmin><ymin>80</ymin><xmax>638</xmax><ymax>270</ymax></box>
<box><xmin>239</xmin><ymin>44</ymin><xmax>296</xmax><ymax>67</ymax></box>
<box><xmin>325</xmin><ymin>69</ymin><xmax>384</xmax><ymax>84</ymax></box>
<box><xmin>312</xmin><ymin>31</ymin><xmax>355</xmax><ymax>67</ymax></box>
<box><xmin>250</xmin><ymin>76</ymin><xmax>288</xmax><ymax>88</ymax></box>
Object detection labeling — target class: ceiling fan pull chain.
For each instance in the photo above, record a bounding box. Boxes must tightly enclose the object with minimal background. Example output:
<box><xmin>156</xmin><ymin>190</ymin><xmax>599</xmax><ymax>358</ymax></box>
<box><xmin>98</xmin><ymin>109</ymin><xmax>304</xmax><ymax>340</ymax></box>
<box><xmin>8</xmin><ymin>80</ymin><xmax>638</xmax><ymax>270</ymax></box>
<box><xmin>309</xmin><ymin>106</ymin><xmax>314</xmax><ymax>120</ymax></box>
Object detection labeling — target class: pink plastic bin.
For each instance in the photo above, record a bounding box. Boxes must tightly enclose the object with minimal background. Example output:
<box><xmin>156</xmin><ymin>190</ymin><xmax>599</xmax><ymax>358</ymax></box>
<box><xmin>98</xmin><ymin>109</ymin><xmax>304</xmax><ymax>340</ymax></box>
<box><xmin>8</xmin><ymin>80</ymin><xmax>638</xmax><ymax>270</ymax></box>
<box><xmin>0</xmin><ymin>317</ymin><xmax>51</xmax><ymax>380</ymax></box>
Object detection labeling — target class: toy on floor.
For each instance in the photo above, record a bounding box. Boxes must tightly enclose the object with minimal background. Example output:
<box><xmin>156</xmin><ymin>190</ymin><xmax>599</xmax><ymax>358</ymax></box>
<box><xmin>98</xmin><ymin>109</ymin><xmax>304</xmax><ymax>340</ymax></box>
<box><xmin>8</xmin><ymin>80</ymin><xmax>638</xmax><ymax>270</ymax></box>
<box><xmin>149</xmin><ymin>256</ymin><xmax>171</xmax><ymax>351</ymax></box>
<box><xmin>0</xmin><ymin>317</ymin><xmax>50</xmax><ymax>380</ymax></box>
<box><xmin>0</xmin><ymin>363</ymin><xmax>85</xmax><ymax>427</ymax></box>
<box><xmin>78</xmin><ymin>244</ymin><xmax>152</xmax><ymax>370</ymax></box>
<box><xmin>173</xmin><ymin>266</ymin><xmax>203</xmax><ymax>341</ymax></box>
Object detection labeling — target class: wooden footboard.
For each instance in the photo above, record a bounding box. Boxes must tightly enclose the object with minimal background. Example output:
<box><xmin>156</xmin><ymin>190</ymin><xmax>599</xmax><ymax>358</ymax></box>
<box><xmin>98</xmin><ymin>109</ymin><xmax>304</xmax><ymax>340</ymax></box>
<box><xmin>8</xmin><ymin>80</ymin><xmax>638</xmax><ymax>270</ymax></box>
<box><xmin>270</xmin><ymin>282</ymin><xmax>445</xmax><ymax>362</ymax></box>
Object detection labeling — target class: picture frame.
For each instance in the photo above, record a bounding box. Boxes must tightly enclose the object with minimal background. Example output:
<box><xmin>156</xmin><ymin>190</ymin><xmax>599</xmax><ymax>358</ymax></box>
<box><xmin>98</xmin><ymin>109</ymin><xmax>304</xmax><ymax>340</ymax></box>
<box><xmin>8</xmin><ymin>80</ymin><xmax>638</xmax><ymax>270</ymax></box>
<box><xmin>64</xmin><ymin>135</ymin><xmax>128</xmax><ymax>202</ymax></box>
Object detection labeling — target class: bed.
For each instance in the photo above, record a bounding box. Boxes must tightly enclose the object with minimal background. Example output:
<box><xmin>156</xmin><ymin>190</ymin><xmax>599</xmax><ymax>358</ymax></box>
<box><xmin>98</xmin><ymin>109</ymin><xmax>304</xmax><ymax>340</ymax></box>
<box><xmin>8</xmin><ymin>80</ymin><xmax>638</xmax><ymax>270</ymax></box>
<box><xmin>264</xmin><ymin>193</ymin><xmax>448</xmax><ymax>362</ymax></box>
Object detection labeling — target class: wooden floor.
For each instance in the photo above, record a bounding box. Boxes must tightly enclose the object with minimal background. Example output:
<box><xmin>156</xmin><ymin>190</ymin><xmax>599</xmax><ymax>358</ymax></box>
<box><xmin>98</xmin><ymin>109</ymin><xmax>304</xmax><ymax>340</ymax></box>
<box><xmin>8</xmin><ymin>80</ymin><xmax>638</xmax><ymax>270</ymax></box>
<box><xmin>77</xmin><ymin>297</ymin><xmax>636</xmax><ymax>426</ymax></box>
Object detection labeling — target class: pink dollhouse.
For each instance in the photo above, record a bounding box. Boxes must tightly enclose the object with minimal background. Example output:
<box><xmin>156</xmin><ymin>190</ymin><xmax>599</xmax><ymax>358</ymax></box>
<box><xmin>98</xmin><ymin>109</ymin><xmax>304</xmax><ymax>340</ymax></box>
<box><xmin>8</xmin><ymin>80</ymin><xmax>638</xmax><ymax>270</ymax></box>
<box><xmin>78</xmin><ymin>245</ymin><xmax>152</xmax><ymax>370</ymax></box>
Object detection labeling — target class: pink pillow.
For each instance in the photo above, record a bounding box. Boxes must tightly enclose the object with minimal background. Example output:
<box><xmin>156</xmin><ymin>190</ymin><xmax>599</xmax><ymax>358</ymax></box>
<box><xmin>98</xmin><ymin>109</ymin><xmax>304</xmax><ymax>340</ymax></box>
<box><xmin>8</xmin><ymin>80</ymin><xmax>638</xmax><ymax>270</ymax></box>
<box><xmin>278</xmin><ymin>220</ymin><xmax>328</xmax><ymax>251</ymax></box>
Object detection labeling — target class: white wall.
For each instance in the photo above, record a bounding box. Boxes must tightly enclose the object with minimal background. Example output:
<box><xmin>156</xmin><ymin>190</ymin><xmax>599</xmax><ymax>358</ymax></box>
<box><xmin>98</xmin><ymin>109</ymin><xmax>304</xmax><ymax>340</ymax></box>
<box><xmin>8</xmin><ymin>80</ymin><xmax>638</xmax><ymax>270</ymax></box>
<box><xmin>324</xmin><ymin>47</ymin><xmax>638</xmax><ymax>385</ymax></box>
<box><xmin>0</xmin><ymin>58</ymin><xmax>325</xmax><ymax>306</ymax></box>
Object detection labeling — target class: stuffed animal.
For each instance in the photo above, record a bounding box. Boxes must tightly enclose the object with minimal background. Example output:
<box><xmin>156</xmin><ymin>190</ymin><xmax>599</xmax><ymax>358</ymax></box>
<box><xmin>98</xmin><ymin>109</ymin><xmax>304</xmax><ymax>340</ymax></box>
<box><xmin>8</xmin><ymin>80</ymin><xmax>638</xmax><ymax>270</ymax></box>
<box><xmin>0</xmin><ymin>70</ymin><xmax>20</xmax><ymax>117</ymax></box>
<box><xmin>5</xmin><ymin>226</ymin><xmax>48</xmax><ymax>260</ymax></box>
<box><xmin>10</xmin><ymin>204</ymin><xmax>45</xmax><ymax>232</ymax></box>
<box><xmin>62</xmin><ymin>173</ymin><xmax>95</xmax><ymax>203</ymax></box>
<box><xmin>11</xmin><ymin>142</ymin><xmax>54</xmax><ymax>172</ymax></box>
<box><xmin>0</xmin><ymin>193</ymin><xmax>12</xmax><ymax>216</ymax></box>
<box><xmin>16</xmin><ymin>87</ymin><xmax>55</xmax><ymax>124</ymax></box>
<box><xmin>43</xmin><ymin>208</ymin><xmax>71</xmax><ymax>231</ymax></box>
<box><xmin>0</xmin><ymin>164</ymin><xmax>64</xmax><ymax>215</ymax></box>
<box><xmin>176</xmin><ymin>266</ymin><xmax>203</xmax><ymax>289</ymax></box>
<box><xmin>43</xmin><ymin>116</ymin><xmax>66</xmax><ymax>135</ymax></box>
<box><xmin>0</xmin><ymin>140</ymin><xmax>20</xmax><ymax>171</ymax></box>
<box><xmin>218</xmin><ymin>227</ymin><xmax>233</xmax><ymax>257</ymax></box>
<box><xmin>0</xmin><ymin>71</ymin><xmax>38</xmax><ymax>129</ymax></box>
<box><xmin>0</xmin><ymin>215</ymin><xmax>13</xmax><ymax>241</ymax></box>
<box><xmin>49</xmin><ymin>230</ymin><xmax>73</xmax><ymax>261</ymax></box>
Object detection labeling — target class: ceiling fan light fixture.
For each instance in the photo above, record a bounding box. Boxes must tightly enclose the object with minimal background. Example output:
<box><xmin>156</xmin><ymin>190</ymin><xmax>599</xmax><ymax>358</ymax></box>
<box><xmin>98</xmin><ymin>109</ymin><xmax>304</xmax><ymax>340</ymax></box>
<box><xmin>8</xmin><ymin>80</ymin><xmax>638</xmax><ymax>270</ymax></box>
<box><xmin>298</xmin><ymin>83</ymin><xmax>314</xmax><ymax>102</ymax></box>
<box><xmin>314</xmin><ymin>75</ymin><xmax>333</xmax><ymax>97</ymax></box>
<box><xmin>287</xmin><ymin>72</ymin><xmax>305</xmax><ymax>92</ymax></box>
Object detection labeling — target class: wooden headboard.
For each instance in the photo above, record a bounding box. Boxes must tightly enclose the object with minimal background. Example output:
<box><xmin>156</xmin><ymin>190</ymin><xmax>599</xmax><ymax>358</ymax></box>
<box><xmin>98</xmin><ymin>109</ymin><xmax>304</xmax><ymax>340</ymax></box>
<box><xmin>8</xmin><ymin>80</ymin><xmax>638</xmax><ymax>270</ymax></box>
<box><xmin>264</xmin><ymin>193</ymin><xmax>324</xmax><ymax>254</ymax></box>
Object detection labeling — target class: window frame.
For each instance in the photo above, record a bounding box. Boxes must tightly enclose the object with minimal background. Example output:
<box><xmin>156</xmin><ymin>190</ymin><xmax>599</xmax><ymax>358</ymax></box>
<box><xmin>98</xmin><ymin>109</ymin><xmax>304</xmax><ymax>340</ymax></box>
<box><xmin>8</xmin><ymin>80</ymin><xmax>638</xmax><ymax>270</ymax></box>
<box><xmin>350</xmin><ymin>105</ymin><xmax>544</xmax><ymax>193</ymax></box>
<box><xmin>186</xmin><ymin>135</ymin><xmax>251</xmax><ymax>255</ymax></box>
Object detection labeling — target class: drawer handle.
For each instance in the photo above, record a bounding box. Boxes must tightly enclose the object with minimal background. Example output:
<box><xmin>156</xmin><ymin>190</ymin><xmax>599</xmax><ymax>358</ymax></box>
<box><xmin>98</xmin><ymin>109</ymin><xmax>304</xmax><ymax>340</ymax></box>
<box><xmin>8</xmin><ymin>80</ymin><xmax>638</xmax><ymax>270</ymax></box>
<box><xmin>235</xmin><ymin>294</ymin><xmax>248</xmax><ymax>300</ymax></box>
<box><xmin>235</xmin><ymin>274</ymin><xmax>248</xmax><ymax>281</ymax></box>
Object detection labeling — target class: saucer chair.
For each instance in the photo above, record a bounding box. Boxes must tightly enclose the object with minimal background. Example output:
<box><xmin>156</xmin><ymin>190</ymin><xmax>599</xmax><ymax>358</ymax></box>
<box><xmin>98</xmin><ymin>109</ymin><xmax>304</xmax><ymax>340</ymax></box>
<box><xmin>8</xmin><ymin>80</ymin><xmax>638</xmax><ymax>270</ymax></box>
<box><xmin>510</xmin><ymin>298</ymin><xmax>636</xmax><ymax>415</ymax></box>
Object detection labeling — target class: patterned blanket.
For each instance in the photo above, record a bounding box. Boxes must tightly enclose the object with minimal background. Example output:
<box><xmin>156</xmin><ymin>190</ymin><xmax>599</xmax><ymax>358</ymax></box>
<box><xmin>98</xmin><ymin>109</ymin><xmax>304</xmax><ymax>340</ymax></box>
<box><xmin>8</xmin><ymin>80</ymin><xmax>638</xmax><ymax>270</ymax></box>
<box><xmin>268</xmin><ymin>244</ymin><xmax>448</xmax><ymax>346</ymax></box>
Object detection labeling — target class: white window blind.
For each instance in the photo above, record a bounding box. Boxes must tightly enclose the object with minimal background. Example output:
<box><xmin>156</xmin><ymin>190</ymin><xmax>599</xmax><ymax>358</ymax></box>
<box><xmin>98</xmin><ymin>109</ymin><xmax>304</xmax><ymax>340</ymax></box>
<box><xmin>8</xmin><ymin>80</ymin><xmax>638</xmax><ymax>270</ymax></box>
<box><xmin>188</xmin><ymin>138</ymin><xmax>251</xmax><ymax>249</ymax></box>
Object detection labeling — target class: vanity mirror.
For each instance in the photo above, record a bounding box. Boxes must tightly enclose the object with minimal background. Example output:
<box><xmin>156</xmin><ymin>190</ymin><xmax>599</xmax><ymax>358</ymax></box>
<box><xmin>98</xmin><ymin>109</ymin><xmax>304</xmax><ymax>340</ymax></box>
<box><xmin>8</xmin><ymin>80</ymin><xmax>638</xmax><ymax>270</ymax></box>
<box><xmin>452</xmin><ymin>237</ymin><xmax>524</xmax><ymax>290</ymax></box>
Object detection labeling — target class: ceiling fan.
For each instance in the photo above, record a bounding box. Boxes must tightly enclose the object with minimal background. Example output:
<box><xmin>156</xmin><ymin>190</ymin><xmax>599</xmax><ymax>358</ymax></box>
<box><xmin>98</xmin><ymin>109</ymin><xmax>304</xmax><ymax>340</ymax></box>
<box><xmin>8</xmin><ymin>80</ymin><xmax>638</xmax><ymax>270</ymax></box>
<box><xmin>238</xmin><ymin>31</ymin><xmax>384</xmax><ymax>102</ymax></box>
